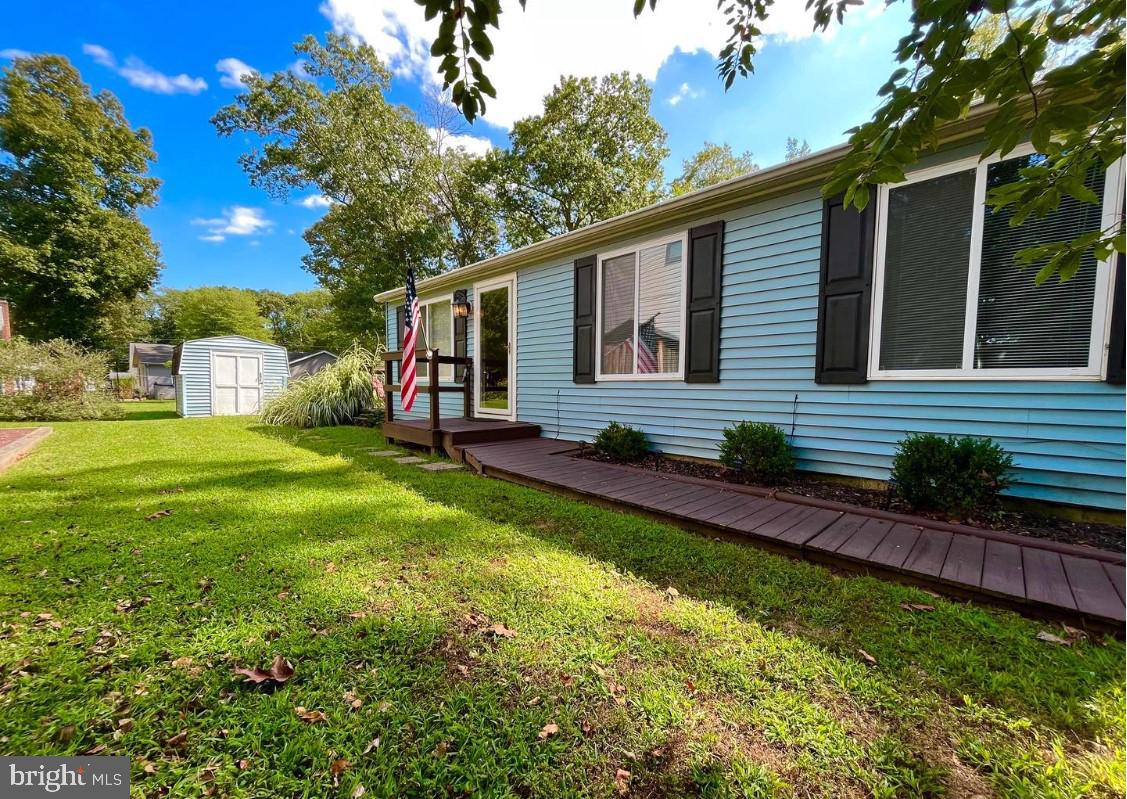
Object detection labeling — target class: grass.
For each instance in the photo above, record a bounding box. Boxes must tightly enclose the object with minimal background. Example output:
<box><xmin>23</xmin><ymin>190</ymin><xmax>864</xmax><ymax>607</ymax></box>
<box><xmin>0</xmin><ymin>403</ymin><xmax>1122</xmax><ymax>798</ymax></box>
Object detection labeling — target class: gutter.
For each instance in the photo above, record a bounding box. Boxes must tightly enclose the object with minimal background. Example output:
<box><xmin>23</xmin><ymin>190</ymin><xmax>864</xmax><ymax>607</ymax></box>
<box><xmin>374</xmin><ymin>102</ymin><xmax>1005</xmax><ymax>303</ymax></box>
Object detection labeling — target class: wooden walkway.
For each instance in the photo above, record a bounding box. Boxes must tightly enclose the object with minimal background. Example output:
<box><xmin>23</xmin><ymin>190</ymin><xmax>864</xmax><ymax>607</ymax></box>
<box><xmin>462</xmin><ymin>438</ymin><xmax>1127</xmax><ymax>633</ymax></box>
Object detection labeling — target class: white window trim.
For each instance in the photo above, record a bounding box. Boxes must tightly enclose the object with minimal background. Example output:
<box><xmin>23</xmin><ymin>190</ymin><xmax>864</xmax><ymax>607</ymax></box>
<box><xmin>473</xmin><ymin>273</ymin><xmax>517</xmax><ymax>421</ymax></box>
<box><xmin>416</xmin><ymin>294</ymin><xmax>455</xmax><ymax>384</ymax></box>
<box><xmin>868</xmin><ymin>143</ymin><xmax>1125</xmax><ymax>381</ymax></box>
<box><xmin>594</xmin><ymin>230</ymin><xmax>689</xmax><ymax>382</ymax></box>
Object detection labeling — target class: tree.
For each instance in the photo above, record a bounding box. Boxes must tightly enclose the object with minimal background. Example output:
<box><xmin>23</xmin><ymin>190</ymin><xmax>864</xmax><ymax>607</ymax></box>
<box><xmin>0</xmin><ymin>54</ymin><xmax>162</xmax><ymax>342</ymax></box>
<box><xmin>670</xmin><ymin>142</ymin><xmax>758</xmax><ymax>196</ymax></box>
<box><xmin>91</xmin><ymin>296</ymin><xmax>153</xmax><ymax>369</ymax></box>
<box><xmin>784</xmin><ymin>137</ymin><xmax>811</xmax><ymax>161</ymax></box>
<box><xmin>154</xmin><ymin>287</ymin><xmax>268</xmax><ymax>342</ymax></box>
<box><xmin>255</xmin><ymin>288</ymin><xmax>353</xmax><ymax>353</ymax></box>
<box><xmin>486</xmin><ymin>73</ymin><xmax>667</xmax><ymax>248</ymax></box>
<box><xmin>418</xmin><ymin>0</ymin><xmax>1124</xmax><ymax>280</ymax></box>
<box><xmin>213</xmin><ymin>35</ymin><xmax>452</xmax><ymax>348</ymax></box>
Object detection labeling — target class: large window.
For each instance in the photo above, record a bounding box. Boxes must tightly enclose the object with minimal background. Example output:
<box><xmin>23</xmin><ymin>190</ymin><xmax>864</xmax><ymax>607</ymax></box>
<box><xmin>415</xmin><ymin>297</ymin><xmax>453</xmax><ymax>383</ymax></box>
<box><xmin>872</xmin><ymin>146</ymin><xmax>1121</xmax><ymax>379</ymax></box>
<box><xmin>597</xmin><ymin>234</ymin><xmax>685</xmax><ymax>379</ymax></box>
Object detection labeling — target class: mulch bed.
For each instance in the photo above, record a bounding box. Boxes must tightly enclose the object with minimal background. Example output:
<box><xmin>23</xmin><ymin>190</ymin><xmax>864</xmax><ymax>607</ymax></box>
<box><xmin>576</xmin><ymin>449</ymin><xmax>1125</xmax><ymax>554</ymax></box>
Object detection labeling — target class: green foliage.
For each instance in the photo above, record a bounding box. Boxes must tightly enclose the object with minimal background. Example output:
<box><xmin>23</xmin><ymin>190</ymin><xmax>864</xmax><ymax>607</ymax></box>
<box><xmin>153</xmin><ymin>287</ymin><xmax>268</xmax><ymax>342</ymax></box>
<box><xmin>109</xmin><ymin>374</ymin><xmax>135</xmax><ymax>400</ymax></box>
<box><xmin>0</xmin><ymin>338</ymin><xmax>121</xmax><ymax>420</ymax></box>
<box><xmin>784</xmin><ymin>136</ymin><xmax>811</xmax><ymax>161</ymax></box>
<box><xmin>261</xmin><ymin>345</ymin><xmax>382</xmax><ymax>428</ymax></box>
<box><xmin>592</xmin><ymin>421</ymin><xmax>649</xmax><ymax>462</ymax></box>
<box><xmin>890</xmin><ymin>433</ymin><xmax>1014</xmax><ymax>518</ymax></box>
<box><xmin>485</xmin><ymin>73</ymin><xmax>668</xmax><ymax>248</ymax></box>
<box><xmin>718</xmin><ymin>421</ymin><xmax>794</xmax><ymax>485</ymax></box>
<box><xmin>91</xmin><ymin>296</ymin><xmax>153</xmax><ymax>369</ymax></box>
<box><xmin>254</xmin><ymin>288</ymin><xmax>353</xmax><ymax>353</ymax></box>
<box><xmin>670</xmin><ymin>142</ymin><xmax>758</xmax><ymax>196</ymax></box>
<box><xmin>213</xmin><ymin>35</ymin><xmax>490</xmax><ymax>346</ymax></box>
<box><xmin>0</xmin><ymin>54</ymin><xmax>162</xmax><ymax>343</ymax></box>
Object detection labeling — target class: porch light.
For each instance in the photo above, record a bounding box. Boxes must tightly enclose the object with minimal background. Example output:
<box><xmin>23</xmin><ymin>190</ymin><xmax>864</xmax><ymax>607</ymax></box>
<box><xmin>452</xmin><ymin>289</ymin><xmax>472</xmax><ymax>318</ymax></box>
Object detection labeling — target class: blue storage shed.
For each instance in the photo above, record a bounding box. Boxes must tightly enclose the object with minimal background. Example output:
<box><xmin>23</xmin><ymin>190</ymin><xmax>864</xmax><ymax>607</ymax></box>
<box><xmin>173</xmin><ymin>335</ymin><xmax>288</xmax><ymax>417</ymax></box>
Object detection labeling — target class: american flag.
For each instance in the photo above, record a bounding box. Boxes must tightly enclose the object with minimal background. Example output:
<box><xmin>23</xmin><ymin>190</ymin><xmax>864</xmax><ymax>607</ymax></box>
<box><xmin>400</xmin><ymin>266</ymin><xmax>421</xmax><ymax>412</ymax></box>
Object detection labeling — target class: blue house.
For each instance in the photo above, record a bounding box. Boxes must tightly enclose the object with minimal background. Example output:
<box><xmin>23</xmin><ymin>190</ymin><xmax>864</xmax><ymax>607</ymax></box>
<box><xmin>377</xmin><ymin>127</ymin><xmax>1126</xmax><ymax>512</ymax></box>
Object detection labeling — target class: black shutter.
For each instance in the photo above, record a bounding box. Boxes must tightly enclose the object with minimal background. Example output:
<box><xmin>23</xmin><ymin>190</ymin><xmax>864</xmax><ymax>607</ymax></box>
<box><xmin>573</xmin><ymin>255</ymin><xmax>597</xmax><ymax>383</ymax></box>
<box><xmin>815</xmin><ymin>195</ymin><xmax>876</xmax><ymax>384</ymax></box>
<box><xmin>685</xmin><ymin>221</ymin><xmax>724</xmax><ymax>383</ymax></box>
<box><xmin>1106</xmin><ymin>254</ymin><xmax>1125</xmax><ymax>385</ymax></box>
<box><xmin>454</xmin><ymin>313</ymin><xmax>467</xmax><ymax>383</ymax></box>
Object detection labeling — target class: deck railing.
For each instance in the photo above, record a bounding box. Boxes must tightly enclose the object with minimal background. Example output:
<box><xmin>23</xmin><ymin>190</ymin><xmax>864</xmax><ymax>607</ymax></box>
<box><xmin>382</xmin><ymin>349</ymin><xmax>473</xmax><ymax>432</ymax></box>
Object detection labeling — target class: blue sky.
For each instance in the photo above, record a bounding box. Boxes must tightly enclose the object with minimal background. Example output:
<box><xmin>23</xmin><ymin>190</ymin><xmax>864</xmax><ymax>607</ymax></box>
<box><xmin>2</xmin><ymin>0</ymin><xmax>912</xmax><ymax>295</ymax></box>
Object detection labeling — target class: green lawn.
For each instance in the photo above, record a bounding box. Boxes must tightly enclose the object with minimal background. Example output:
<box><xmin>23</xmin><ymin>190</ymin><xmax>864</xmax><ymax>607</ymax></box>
<box><xmin>0</xmin><ymin>404</ymin><xmax>1122</xmax><ymax>798</ymax></box>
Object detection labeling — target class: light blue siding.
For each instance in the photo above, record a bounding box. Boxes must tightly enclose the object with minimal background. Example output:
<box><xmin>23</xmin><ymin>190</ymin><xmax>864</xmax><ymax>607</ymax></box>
<box><xmin>174</xmin><ymin>336</ymin><xmax>289</xmax><ymax>417</ymax></box>
<box><xmin>512</xmin><ymin>187</ymin><xmax>1126</xmax><ymax>510</ymax></box>
<box><xmin>384</xmin><ymin>291</ymin><xmax>474</xmax><ymax>421</ymax></box>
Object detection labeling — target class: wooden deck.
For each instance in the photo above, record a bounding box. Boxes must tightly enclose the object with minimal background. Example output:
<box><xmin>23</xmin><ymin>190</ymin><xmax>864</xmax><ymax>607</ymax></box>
<box><xmin>383</xmin><ymin>416</ymin><xmax>540</xmax><ymax>460</ymax></box>
<box><xmin>462</xmin><ymin>437</ymin><xmax>1127</xmax><ymax>633</ymax></box>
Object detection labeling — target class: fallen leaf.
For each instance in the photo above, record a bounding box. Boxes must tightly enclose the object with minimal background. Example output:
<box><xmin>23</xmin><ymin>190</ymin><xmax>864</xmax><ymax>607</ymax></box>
<box><xmin>858</xmin><ymin>649</ymin><xmax>877</xmax><ymax>665</ymax></box>
<box><xmin>580</xmin><ymin>719</ymin><xmax>593</xmax><ymax>736</ymax></box>
<box><xmin>538</xmin><ymin>722</ymin><xmax>559</xmax><ymax>740</ymax></box>
<box><xmin>352</xmin><ymin>786</ymin><xmax>366</xmax><ymax>798</ymax></box>
<box><xmin>899</xmin><ymin>603</ymin><xmax>935</xmax><ymax>613</ymax></box>
<box><xmin>330</xmin><ymin>758</ymin><xmax>351</xmax><ymax>779</ymax></box>
<box><xmin>684</xmin><ymin>679</ymin><xmax>696</xmax><ymax>694</ymax></box>
<box><xmin>83</xmin><ymin>743</ymin><xmax>107</xmax><ymax>756</ymax></box>
<box><xmin>171</xmin><ymin>656</ymin><xmax>193</xmax><ymax>669</ymax></box>
<box><xmin>527</xmin><ymin>696</ymin><xmax>542</xmax><ymax>706</ymax></box>
<box><xmin>1037</xmin><ymin>631</ymin><xmax>1070</xmax><ymax>646</ymax></box>
<box><xmin>198</xmin><ymin>767</ymin><xmax>216</xmax><ymax>783</ymax></box>
<box><xmin>145</xmin><ymin>510</ymin><xmax>172</xmax><ymax>521</ymax></box>
<box><xmin>295</xmin><ymin>706</ymin><xmax>328</xmax><ymax>724</ymax></box>
<box><xmin>325</xmin><ymin>561</ymin><xmax>337</xmax><ymax>573</ymax></box>
<box><xmin>615</xmin><ymin>768</ymin><xmax>632</xmax><ymax>795</ymax></box>
<box><xmin>343</xmin><ymin>690</ymin><xmax>363</xmax><ymax>710</ymax></box>
<box><xmin>140</xmin><ymin>760</ymin><xmax>157</xmax><ymax>775</ymax></box>
<box><xmin>117</xmin><ymin>718</ymin><xmax>133</xmax><ymax>732</ymax></box>
<box><xmin>237</xmin><ymin>759</ymin><xmax>249</xmax><ymax>770</ymax></box>
<box><xmin>362</xmin><ymin>737</ymin><xmax>381</xmax><ymax>755</ymax></box>
<box><xmin>234</xmin><ymin>655</ymin><xmax>294</xmax><ymax>686</ymax></box>
<box><xmin>486</xmin><ymin>623</ymin><xmax>516</xmax><ymax>638</ymax></box>
<box><xmin>560</xmin><ymin>673</ymin><xmax>575</xmax><ymax>687</ymax></box>
<box><xmin>165</xmin><ymin>730</ymin><xmax>188</xmax><ymax>748</ymax></box>
<box><xmin>57</xmin><ymin>724</ymin><xmax>75</xmax><ymax>743</ymax></box>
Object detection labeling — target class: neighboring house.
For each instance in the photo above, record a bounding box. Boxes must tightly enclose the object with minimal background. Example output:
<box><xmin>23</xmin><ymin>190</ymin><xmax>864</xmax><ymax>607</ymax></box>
<box><xmin>128</xmin><ymin>342</ymin><xmax>175</xmax><ymax>400</ymax></box>
<box><xmin>378</xmin><ymin>124</ymin><xmax>1126</xmax><ymax>511</ymax></box>
<box><xmin>0</xmin><ymin>298</ymin><xmax>11</xmax><ymax>341</ymax></box>
<box><xmin>173</xmin><ymin>336</ymin><xmax>288</xmax><ymax>417</ymax></box>
<box><xmin>288</xmin><ymin>350</ymin><xmax>337</xmax><ymax>380</ymax></box>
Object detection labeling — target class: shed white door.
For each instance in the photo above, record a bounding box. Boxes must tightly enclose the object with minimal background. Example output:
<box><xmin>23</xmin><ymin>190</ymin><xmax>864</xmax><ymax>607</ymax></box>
<box><xmin>212</xmin><ymin>352</ymin><xmax>263</xmax><ymax>415</ymax></box>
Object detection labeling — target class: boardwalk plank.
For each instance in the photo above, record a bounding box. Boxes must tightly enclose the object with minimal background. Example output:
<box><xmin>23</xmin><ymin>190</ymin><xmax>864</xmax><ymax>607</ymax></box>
<box><xmin>1061</xmin><ymin>555</ymin><xmax>1126</xmax><ymax>622</ymax></box>
<box><xmin>1104</xmin><ymin>562</ymin><xmax>1126</xmax><ymax>603</ymax></box>
<box><xmin>750</xmin><ymin>505</ymin><xmax>821</xmax><ymax>539</ymax></box>
<box><xmin>674</xmin><ymin>491</ymin><xmax>743</xmax><ymax>519</ymax></box>
<box><xmin>806</xmin><ymin>514</ymin><xmax>868</xmax><ymax>553</ymax></box>
<box><xmin>1023</xmin><ymin>548</ymin><xmax>1076</xmax><ymax>611</ymax></box>
<box><xmin>647</xmin><ymin>484</ymin><xmax>720</xmax><ymax>513</ymax></box>
<box><xmin>776</xmin><ymin>508</ymin><xmax>843</xmax><ymax>546</ymax></box>
<box><xmin>980</xmin><ymin>541</ymin><xmax>1025</xmax><ymax>599</ymax></box>
<box><xmin>902</xmin><ymin>530</ymin><xmax>953</xmax><ymax>578</ymax></box>
<box><xmin>729</xmin><ymin>501</ymin><xmax>794</xmax><ymax>533</ymax></box>
<box><xmin>704</xmin><ymin>496</ymin><xmax>771</xmax><ymax>525</ymax></box>
<box><xmin>837</xmin><ymin>518</ymin><xmax>894</xmax><ymax>560</ymax></box>
<box><xmin>869</xmin><ymin>523</ymin><xmax>922</xmax><ymax>569</ymax></box>
<box><xmin>940</xmin><ymin>534</ymin><xmax>985</xmax><ymax>588</ymax></box>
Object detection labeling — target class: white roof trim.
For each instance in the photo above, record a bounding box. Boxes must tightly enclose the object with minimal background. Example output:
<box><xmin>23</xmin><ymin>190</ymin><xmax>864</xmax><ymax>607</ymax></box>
<box><xmin>288</xmin><ymin>350</ymin><xmax>337</xmax><ymax>365</ymax></box>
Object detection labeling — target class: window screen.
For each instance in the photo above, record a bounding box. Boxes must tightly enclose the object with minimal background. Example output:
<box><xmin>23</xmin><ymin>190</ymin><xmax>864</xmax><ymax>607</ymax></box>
<box><xmin>636</xmin><ymin>241</ymin><xmax>682</xmax><ymax>374</ymax></box>
<box><xmin>428</xmin><ymin>300</ymin><xmax>453</xmax><ymax>381</ymax></box>
<box><xmin>879</xmin><ymin>168</ymin><xmax>976</xmax><ymax>370</ymax></box>
<box><xmin>974</xmin><ymin>157</ymin><xmax>1104</xmax><ymax>369</ymax></box>
<box><xmin>600</xmin><ymin>253</ymin><xmax>636</xmax><ymax>375</ymax></box>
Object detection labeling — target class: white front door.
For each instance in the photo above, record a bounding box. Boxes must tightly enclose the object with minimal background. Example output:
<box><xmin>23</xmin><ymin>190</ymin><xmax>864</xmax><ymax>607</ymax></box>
<box><xmin>473</xmin><ymin>275</ymin><xmax>515</xmax><ymax>419</ymax></box>
<box><xmin>213</xmin><ymin>352</ymin><xmax>263</xmax><ymax>415</ymax></box>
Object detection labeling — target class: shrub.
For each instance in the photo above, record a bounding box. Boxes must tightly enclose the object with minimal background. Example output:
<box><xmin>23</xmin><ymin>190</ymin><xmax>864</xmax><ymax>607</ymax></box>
<box><xmin>0</xmin><ymin>338</ymin><xmax>122</xmax><ymax>421</ymax></box>
<box><xmin>719</xmin><ymin>421</ymin><xmax>794</xmax><ymax>484</ymax></box>
<box><xmin>592</xmin><ymin>421</ymin><xmax>648</xmax><ymax>462</ymax></box>
<box><xmin>261</xmin><ymin>345</ymin><xmax>383</xmax><ymax>428</ymax></box>
<box><xmin>110</xmin><ymin>375</ymin><xmax>136</xmax><ymax>400</ymax></box>
<box><xmin>890</xmin><ymin>433</ymin><xmax>1014</xmax><ymax>518</ymax></box>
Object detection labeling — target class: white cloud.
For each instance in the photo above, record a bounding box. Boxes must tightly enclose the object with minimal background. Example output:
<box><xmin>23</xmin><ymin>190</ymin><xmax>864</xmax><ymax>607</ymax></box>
<box><xmin>0</xmin><ymin>48</ymin><xmax>32</xmax><ymax>60</ymax></box>
<box><xmin>427</xmin><ymin>127</ymin><xmax>493</xmax><ymax>156</ymax></box>
<box><xmin>667</xmin><ymin>82</ymin><xmax>701</xmax><ymax>106</ymax></box>
<box><xmin>320</xmin><ymin>0</ymin><xmax>832</xmax><ymax>129</ymax></box>
<box><xmin>192</xmin><ymin>206</ymin><xmax>273</xmax><ymax>242</ymax></box>
<box><xmin>216</xmin><ymin>57</ymin><xmax>256</xmax><ymax>89</ymax></box>
<box><xmin>83</xmin><ymin>43</ymin><xmax>207</xmax><ymax>95</ymax></box>
<box><xmin>82</xmin><ymin>43</ymin><xmax>115</xmax><ymax>67</ymax></box>
<box><xmin>298</xmin><ymin>194</ymin><xmax>334</xmax><ymax>209</ymax></box>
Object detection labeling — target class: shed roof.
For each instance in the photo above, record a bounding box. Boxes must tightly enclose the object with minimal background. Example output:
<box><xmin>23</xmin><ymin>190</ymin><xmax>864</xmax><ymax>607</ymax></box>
<box><xmin>130</xmin><ymin>343</ymin><xmax>174</xmax><ymax>367</ymax></box>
